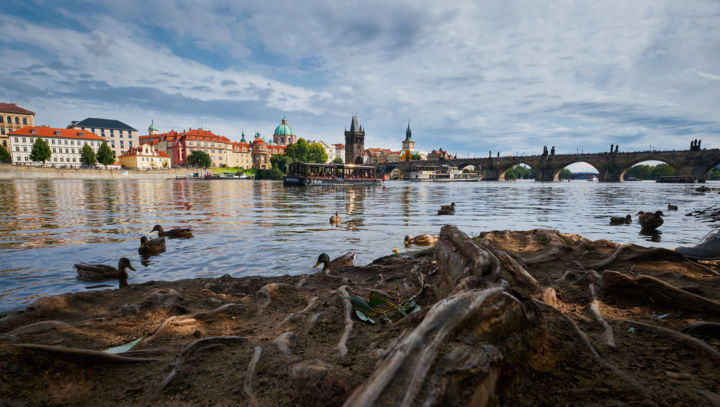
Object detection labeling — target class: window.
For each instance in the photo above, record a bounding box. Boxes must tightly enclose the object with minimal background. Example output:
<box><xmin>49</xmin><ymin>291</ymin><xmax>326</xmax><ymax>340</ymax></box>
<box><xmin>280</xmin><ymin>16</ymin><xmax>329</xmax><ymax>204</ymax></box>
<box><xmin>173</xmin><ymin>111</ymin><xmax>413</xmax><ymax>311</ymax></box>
<box><xmin>22</xmin><ymin>118</ymin><xmax>27</xmax><ymax>124</ymax></box>
<box><xmin>22</xmin><ymin>138</ymin><xmax>26</xmax><ymax>143</ymax></box>
<box><xmin>110</xmin><ymin>129</ymin><xmax>114</xmax><ymax>135</ymax></box>
<box><xmin>14</xmin><ymin>117</ymin><xmax>19</xmax><ymax>124</ymax></box>
<box><xmin>91</xmin><ymin>128</ymin><xmax>95</xmax><ymax>133</ymax></box>
<box><xmin>0</xmin><ymin>116</ymin><xmax>3</xmax><ymax>123</ymax></box>
<box><xmin>23</xmin><ymin>146</ymin><xmax>27</xmax><ymax>152</ymax></box>
<box><xmin>1</xmin><ymin>128</ymin><xmax>4</xmax><ymax>135</ymax></box>
<box><xmin>15</xmin><ymin>146</ymin><xmax>19</xmax><ymax>152</ymax></box>
<box><xmin>6</xmin><ymin>116</ymin><xmax>10</xmax><ymax>123</ymax></box>
<box><xmin>64</xmin><ymin>140</ymin><xmax>68</xmax><ymax>145</ymax></box>
<box><xmin>52</xmin><ymin>148</ymin><xmax>56</xmax><ymax>153</ymax></box>
<box><xmin>14</xmin><ymin>137</ymin><xmax>18</xmax><ymax>142</ymax></box>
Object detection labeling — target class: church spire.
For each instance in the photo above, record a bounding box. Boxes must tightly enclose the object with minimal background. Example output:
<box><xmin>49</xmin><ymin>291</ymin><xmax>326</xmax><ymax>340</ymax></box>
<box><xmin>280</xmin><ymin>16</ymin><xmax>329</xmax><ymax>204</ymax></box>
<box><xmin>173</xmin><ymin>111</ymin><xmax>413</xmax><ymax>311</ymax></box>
<box><xmin>350</xmin><ymin>115</ymin><xmax>359</xmax><ymax>132</ymax></box>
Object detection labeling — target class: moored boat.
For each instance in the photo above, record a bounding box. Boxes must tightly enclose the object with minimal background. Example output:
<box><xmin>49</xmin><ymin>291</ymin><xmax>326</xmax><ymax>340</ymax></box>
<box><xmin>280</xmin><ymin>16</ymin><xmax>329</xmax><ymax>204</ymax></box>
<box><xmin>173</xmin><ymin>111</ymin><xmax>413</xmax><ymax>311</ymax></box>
<box><xmin>284</xmin><ymin>162</ymin><xmax>381</xmax><ymax>186</ymax></box>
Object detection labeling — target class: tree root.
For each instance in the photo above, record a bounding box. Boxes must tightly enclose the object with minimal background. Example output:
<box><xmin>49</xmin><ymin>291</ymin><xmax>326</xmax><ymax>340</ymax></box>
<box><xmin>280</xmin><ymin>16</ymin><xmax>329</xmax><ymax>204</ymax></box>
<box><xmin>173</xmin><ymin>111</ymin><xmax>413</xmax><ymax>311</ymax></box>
<box><xmin>243</xmin><ymin>346</ymin><xmax>262</xmax><ymax>406</ymax></box>
<box><xmin>681</xmin><ymin>321</ymin><xmax>720</xmax><ymax>340</ymax></box>
<box><xmin>484</xmin><ymin>244</ymin><xmax>540</xmax><ymax>291</ymax></box>
<box><xmin>337</xmin><ymin>286</ymin><xmax>354</xmax><ymax>358</ymax></box>
<box><xmin>587</xmin><ymin>283</ymin><xmax>616</xmax><ymax>348</ymax></box>
<box><xmin>14</xmin><ymin>343</ymin><xmax>158</xmax><ymax>364</ymax></box>
<box><xmin>144</xmin><ymin>315</ymin><xmax>198</xmax><ymax>344</ymax></box>
<box><xmin>9</xmin><ymin>320</ymin><xmax>71</xmax><ymax>336</ymax></box>
<box><xmin>151</xmin><ymin>336</ymin><xmax>243</xmax><ymax>401</ymax></box>
<box><xmin>519</xmin><ymin>245</ymin><xmax>571</xmax><ymax>264</ymax></box>
<box><xmin>601</xmin><ymin>270</ymin><xmax>720</xmax><ymax>314</ymax></box>
<box><xmin>344</xmin><ymin>288</ymin><xmax>528</xmax><ymax>407</ymax></box>
<box><xmin>624</xmin><ymin>320</ymin><xmax>720</xmax><ymax>363</ymax></box>
<box><xmin>272</xmin><ymin>332</ymin><xmax>295</xmax><ymax>357</ymax></box>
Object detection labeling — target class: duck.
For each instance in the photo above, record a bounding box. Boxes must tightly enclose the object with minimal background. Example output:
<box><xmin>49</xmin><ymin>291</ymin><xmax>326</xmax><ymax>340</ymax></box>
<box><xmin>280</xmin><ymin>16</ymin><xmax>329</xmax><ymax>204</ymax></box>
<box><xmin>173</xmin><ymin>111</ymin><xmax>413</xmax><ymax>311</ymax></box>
<box><xmin>75</xmin><ymin>258</ymin><xmax>135</xmax><ymax>287</ymax></box>
<box><xmin>637</xmin><ymin>211</ymin><xmax>664</xmax><ymax>232</ymax></box>
<box><xmin>313</xmin><ymin>252</ymin><xmax>355</xmax><ymax>274</ymax></box>
<box><xmin>151</xmin><ymin>224</ymin><xmax>193</xmax><ymax>238</ymax></box>
<box><xmin>609</xmin><ymin>215</ymin><xmax>632</xmax><ymax>225</ymax></box>
<box><xmin>437</xmin><ymin>202</ymin><xmax>455</xmax><ymax>215</ymax></box>
<box><xmin>138</xmin><ymin>236</ymin><xmax>166</xmax><ymax>256</ymax></box>
<box><xmin>330</xmin><ymin>212</ymin><xmax>341</xmax><ymax>224</ymax></box>
<box><xmin>404</xmin><ymin>234</ymin><xmax>439</xmax><ymax>246</ymax></box>
<box><xmin>667</xmin><ymin>204</ymin><xmax>678</xmax><ymax>211</ymax></box>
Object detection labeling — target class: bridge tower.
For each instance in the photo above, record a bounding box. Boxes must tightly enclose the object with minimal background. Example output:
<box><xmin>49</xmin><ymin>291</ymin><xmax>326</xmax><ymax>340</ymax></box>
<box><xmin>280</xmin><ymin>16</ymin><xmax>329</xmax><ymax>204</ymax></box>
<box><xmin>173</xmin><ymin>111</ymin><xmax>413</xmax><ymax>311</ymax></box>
<box><xmin>345</xmin><ymin>115</ymin><xmax>365</xmax><ymax>164</ymax></box>
<box><xmin>402</xmin><ymin>122</ymin><xmax>415</xmax><ymax>161</ymax></box>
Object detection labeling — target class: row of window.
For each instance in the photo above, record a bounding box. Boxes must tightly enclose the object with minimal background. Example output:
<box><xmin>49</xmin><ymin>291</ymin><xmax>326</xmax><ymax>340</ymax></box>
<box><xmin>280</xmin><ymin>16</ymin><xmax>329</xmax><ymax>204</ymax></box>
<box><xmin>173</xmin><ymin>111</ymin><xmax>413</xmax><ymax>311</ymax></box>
<box><xmin>14</xmin><ymin>145</ymin><xmax>94</xmax><ymax>155</ymax></box>
<box><xmin>15</xmin><ymin>156</ymin><xmax>78</xmax><ymax>163</ymax></box>
<box><xmin>13</xmin><ymin>137</ymin><xmax>101</xmax><ymax>147</ymax></box>
<box><xmin>0</xmin><ymin>116</ymin><xmax>29</xmax><ymax>125</ymax></box>
<box><xmin>80</xmin><ymin>127</ymin><xmax>135</xmax><ymax>138</ymax></box>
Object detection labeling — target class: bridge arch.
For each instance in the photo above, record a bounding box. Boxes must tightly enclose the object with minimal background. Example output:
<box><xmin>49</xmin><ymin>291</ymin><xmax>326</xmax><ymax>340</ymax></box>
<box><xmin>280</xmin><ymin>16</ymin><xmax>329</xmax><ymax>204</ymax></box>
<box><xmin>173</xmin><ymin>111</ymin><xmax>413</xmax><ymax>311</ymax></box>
<box><xmin>499</xmin><ymin>163</ymin><xmax>537</xmax><ymax>181</ymax></box>
<box><xmin>620</xmin><ymin>159</ymin><xmax>677</xmax><ymax>181</ymax></box>
<box><xmin>552</xmin><ymin>161</ymin><xmax>601</xmax><ymax>181</ymax></box>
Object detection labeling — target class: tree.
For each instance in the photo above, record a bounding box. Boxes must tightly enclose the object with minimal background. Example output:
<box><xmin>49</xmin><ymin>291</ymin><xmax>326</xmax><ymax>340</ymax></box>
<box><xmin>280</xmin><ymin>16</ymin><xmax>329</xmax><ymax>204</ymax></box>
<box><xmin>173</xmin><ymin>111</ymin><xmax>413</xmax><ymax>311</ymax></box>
<box><xmin>308</xmin><ymin>142</ymin><xmax>328</xmax><ymax>163</ymax></box>
<box><xmin>411</xmin><ymin>152</ymin><xmax>421</xmax><ymax>160</ymax></box>
<box><xmin>187</xmin><ymin>150</ymin><xmax>212</xmax><ymax>168</ymax></box>
<box><xmin>29</xmin><ymin>137</ymin><xmax>51</xmax><ymax>165</ymax></box>
<box><xmin>286</xmin><ymin>138</ymin><xmax>310</xmax><ymax>162</ymax></box>
<box><xmin>271</xmin><ymin>154</ymin><xmax>293</xmax><ymax>173</ymax></box>
<box><xmin>97</xmin><ymin>141</ymin><xmax>115</xmax><ymax>168</ymax></box>
<box><xmin>333</xmin><ymin>157</ymin><xmax>344</xmax><ymax>164</ymax></box>
<box><xmin>80</xmin><ymin>143</ymin><xmax>97</xmax><ymax>167</ymax></box>
<box><xmin>558</xmin><ymin>169</ymin><xmax>572</xmax><ymax>180</ymax></box>
<box><xmin>0</xmin><ymin>145</ymin><xmax>10</xmax><ymax>163</ymax></box>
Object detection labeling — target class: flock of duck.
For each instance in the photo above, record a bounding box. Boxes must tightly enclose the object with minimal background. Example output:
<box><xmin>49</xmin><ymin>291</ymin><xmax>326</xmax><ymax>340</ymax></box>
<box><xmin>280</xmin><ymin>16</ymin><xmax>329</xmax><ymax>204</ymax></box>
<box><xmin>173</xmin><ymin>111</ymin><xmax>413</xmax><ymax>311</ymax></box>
<box><xmin>73</xmin><ymin>224</ymin><xmax>193</xmax><ymax>287</ymax></box>
<box><xmin>610</xmin><ymin>203</ymin><xmax>679</xmax><ymax>233</ymax></box>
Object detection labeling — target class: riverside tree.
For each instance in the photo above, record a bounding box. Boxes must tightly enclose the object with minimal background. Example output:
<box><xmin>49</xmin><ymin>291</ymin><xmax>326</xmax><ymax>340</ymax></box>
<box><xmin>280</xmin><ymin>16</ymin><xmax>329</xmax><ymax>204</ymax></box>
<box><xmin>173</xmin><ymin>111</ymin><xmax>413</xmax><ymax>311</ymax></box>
<box><xmin>96</xmin><ymin>141</ymin><xmax>115</xmax><ymax>168</ymax></box>
<box><xmin>333</xmin><ymin>157</ymin><xmax>344</xmax><ymax>164</ymax></box>
<box><xmin>308</xmin><ymin>142</ymin><xmax>328</xmax><ymax>163</ymax></box>
<box><xmin>285</xmin><ymin>138</ymin><xmax>310</xmax><ymax>162</ymax></box>
<box><xmin>29</xmin><ymin>137</ymin><xmax>51</xmax><ymax>165</ymax></box>
<box><xmin>0</xmin><ymin>145</ymin><xmax>10</xmax><ymax>163</ymax></box>
<box><xmin>80</xmin><ymin>144</ymin><xmax>97</xmax><ymax>167</ymax></box>
<box><xmin>187</xmin><ymin>150</ymin><xmax>211</xmax><ymax>168</ymax></box>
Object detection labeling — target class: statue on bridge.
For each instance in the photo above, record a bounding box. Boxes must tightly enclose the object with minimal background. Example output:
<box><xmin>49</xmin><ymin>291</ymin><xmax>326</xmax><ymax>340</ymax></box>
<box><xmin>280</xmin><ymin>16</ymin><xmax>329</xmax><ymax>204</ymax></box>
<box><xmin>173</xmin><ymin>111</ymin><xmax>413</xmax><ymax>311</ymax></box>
<box><xmin>610</xmin><ymin>144</ymin><xmax>614</xmax><ymax>154</ymax></box>
<box><xmin>615</xmin><ymin>145</ymin><xmax>619</xmax><ymax>154</ymax></box>
<box><xmin>542</xmin><ymin>146</ymin><xmax>548</xmax><ymax>158</ymax></box>
<box><xmin>550</xmin><ymin>146</ymin><xmax>555</xmax><ymax>156</ymax></box>
<box><xmin>691</xmin><ymin>139</ymin><xmax>702</xmax><ymax>151</ymax></box>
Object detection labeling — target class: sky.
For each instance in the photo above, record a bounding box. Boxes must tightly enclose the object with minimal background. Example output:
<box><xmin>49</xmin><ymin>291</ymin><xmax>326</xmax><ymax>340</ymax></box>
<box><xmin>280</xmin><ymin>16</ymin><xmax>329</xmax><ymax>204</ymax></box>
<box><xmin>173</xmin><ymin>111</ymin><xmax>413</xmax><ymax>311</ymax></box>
<box><xmin>1</xmin><ymin>0</ymin><xmax>719</xmax><ymax>168</ymax></box>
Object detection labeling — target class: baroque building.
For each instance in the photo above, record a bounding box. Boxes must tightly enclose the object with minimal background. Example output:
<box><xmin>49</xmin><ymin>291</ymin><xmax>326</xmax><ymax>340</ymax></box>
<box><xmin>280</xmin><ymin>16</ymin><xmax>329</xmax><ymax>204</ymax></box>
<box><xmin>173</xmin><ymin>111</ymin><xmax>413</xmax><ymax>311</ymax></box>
<box><xmin>1</xmin><ymin>103</ymin><xmax>35</xmax><ymax>150</ymax></box>
<box><xmin>273</xmin><ymin>117</ymin><xmax>296</xmax><ymax>146</ymax></box>
<box><xmin>118</xmin><ymin>143</ymin><xmax>171</xmax><ymax>169</ymax></box>
<box><xmin>8</xmin><ymin>126</ymin><xmax>103</xmax><ymax>167</ymax></box>
<box><xmin>344</xmin><ymin>115</ymin><xmax>365</xmax><ymax>165</ymax></box>
<box><xmin>69</xmin><ymin>118</ymin><xmax>138</xmax><ymax>159</ymax></box>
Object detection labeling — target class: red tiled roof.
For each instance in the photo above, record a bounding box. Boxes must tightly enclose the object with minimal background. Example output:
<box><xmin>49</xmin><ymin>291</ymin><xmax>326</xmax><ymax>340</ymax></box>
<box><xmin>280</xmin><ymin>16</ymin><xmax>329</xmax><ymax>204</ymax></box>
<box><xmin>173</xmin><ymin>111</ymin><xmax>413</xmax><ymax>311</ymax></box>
<box><xmin>0</xmin><ymin>103</ymin><xmax>35</xmax><ymax>115</ymax></box>
<box><xmin>10</xmin><ymin>126</ymin><xmax>103</xmax><ymax>140</ymax></box>
<box><xmin>140</xmin><ymin>129</ymin><xmax>232</xmax><ymax>144</ymax></box>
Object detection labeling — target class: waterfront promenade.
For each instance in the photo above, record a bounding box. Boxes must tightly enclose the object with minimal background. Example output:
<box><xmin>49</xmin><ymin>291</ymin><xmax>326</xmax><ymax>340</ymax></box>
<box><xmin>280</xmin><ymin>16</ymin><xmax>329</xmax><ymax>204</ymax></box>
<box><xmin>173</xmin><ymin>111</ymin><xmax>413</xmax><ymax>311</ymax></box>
<box><xmin>0</xmin><ymin>164</ymin><xmax>195</xmax><ymax>180</ymax></box>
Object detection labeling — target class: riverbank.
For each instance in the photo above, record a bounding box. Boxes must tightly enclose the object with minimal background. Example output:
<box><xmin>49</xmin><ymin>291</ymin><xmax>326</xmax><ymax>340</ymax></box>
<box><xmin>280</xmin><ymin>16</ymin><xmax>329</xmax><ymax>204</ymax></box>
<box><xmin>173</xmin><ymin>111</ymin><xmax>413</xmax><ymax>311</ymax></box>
<box><xmin>1</xmin><ymin>226</ymin><xmax>718</xmax><ymax>406</ymax></box>
<box><xmin>0</xmin><ymin>164</ymin><xmax>195</xmax><ymax>180</ymax></box>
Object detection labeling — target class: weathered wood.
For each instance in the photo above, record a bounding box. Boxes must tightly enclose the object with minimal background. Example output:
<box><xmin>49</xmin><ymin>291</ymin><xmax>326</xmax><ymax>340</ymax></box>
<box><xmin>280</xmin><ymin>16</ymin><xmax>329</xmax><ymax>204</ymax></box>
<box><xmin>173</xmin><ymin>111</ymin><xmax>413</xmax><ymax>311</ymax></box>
<box><xmin>587</xmin><ymin>283</ymin><xmax>616</xmax><ymax>348</ymax></box>
<box><xmin>601</xmin><ymin>270</ymin><xmax>720</xmax><ymax>314</ymax></box>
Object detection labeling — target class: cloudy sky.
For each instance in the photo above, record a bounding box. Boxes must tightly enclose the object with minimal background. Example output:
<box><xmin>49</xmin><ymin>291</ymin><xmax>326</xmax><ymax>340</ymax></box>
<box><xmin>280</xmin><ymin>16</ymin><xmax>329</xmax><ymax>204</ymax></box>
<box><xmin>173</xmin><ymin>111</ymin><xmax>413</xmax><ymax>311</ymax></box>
<box><xmin>2</xmin><ymin>0</ymin><xmax>719</xmax><ymax>159</ymax></box>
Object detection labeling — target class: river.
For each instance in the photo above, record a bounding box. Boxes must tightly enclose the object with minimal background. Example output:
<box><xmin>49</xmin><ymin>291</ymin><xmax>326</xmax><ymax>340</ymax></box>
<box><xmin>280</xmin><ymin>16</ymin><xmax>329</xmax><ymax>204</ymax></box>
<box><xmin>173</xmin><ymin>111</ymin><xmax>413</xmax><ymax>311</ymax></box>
<box><xmin>0</xmin><ymin>178</ymin><xmax>717</xmax><ymax>312</ymax></box>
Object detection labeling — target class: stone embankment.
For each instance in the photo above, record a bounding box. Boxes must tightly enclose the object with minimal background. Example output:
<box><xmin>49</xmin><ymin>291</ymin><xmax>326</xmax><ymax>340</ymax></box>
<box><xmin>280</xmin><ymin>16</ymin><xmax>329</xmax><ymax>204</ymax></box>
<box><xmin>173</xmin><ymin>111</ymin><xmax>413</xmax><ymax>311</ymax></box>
<box><xmin>0</xmin><ymin>164</ymin><xmax>196</xmax><ymax>180</ymax></box>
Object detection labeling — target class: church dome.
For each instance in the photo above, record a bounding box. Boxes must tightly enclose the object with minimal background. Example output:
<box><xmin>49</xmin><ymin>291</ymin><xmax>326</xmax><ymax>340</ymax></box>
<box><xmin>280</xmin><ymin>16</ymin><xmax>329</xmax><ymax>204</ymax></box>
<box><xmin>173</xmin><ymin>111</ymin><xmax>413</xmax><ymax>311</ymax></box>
<box><xmin>149</xmin><ymin>121</ymin><xmax>158</xmax><ymax>131</ymax></box>
<box><xmin>273</xmin><ymin>117</ymin><xmax>295</xmax><ymax>136</ymax></box>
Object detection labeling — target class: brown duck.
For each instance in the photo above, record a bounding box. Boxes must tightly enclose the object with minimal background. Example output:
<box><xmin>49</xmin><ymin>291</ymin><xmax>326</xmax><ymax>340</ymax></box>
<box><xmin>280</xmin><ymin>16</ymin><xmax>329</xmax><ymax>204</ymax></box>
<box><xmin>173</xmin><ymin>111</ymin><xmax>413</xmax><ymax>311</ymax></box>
<box><xmin>637</xmin><ymin>211</ymin><xmax>664</xmax><ymax>232</ymax></box>
<box><xmin>404</xmin><ymin>234</ymin><xmax>439</xmax><ymax>246</ymax></box>
<box><xmin>151</xmin><ymin>224</ymin><xmax>193</xmax><ymax>238</ymax></box>
<box><xmin>609</xmin><ymin>215</ymin><xmax>632</xmax><ymax>225</ymax></box>
<box><xmin>74</xmin><ymin>258</ymin><xmax>135</xmax><ymax>287</ymax></box>
<box><xmin>139</xmin><ymin>236</ymin><xmax>166</xmax><ymax>256</ymax></box>
<box><xmin>437</xmin><ymin>202</ymin><xmax>455</xmax><ymax>215</ymax></box>
<box><xmin>313</xmin><ymin>252</ymin><xmax>355</xmax><ymax>274</ymax></box>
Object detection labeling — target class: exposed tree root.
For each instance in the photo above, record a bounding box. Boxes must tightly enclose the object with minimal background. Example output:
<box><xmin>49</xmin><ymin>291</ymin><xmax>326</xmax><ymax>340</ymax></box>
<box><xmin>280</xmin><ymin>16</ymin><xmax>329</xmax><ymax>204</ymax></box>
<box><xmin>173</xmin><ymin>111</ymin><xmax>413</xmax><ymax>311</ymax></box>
<box><xmin>337</xmin><ymin>286</ymin><xmax>354</xmax><ymax>358</ymax></box>
<box><xmin>681</xmin><ymin>321</ymin><xmax>720</xmax><ymax>339</ymax></box>
<box><xmin>151</xmin><ymin>336</ymin><xmax>243</xmax><ymax>401</ymax></box>
<box><xmin>14</xmin><ymin>343</ymin><xmax>158</xmax><ymax>364</ymax></box>
<box><xmin>9</xmin><ymin>320</ymin><xmax>71</xmax><ymax>336</ymax></box>
<box><xmin>601</xmin><ymin>270</ymin><xmax>720</xmax><ymax>314</ymax></box>
<box><xmin>344</xmin><ymin>288</ymin><xmax>527</xmax><ymax>407</ymax></box>
<box><xmin>273</xmin><ymin>332</ymin><xmax>295</xmax><ymax>357</ymax></box>
<box><xmin>519</xmin><ymin>245</ymin><xmax>571</xmax><ymax>264</ymax></box>
<box><xmin>485</xmin><ymin>244</ymin><xmax>539</xmax><ymax>290</ymax></box>
<box><xmin>243</xmin><ymin>346</ymin><xmax>262</xmax><ymax>406</ymax></box>
<box><xmin>624</xmin><ymin>320</ymin><xmax>720</xmax><ymax>363</ymax></box>
<box><xmin>587</xmin><ymin>283</ymin><xmax>616</xmax><ymax>348</ymax></box>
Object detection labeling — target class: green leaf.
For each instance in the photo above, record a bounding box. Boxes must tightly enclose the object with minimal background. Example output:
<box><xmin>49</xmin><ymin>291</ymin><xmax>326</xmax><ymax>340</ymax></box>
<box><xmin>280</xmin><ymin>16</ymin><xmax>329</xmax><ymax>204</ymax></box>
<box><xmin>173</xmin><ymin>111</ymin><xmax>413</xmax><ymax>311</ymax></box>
<box><xmin>411</xmin><ymin>305</ymin><xmax>422</xmax><ymax>313</ymax></box>
<box><xmin>342</xmin><ymin>295</ymin><xmax>375</xmax><ymax>312</ymax></box>
<box><xmin>368</xmin><ymin>292</ymin><xmax>387</xmax><ymax>307</ymax></box>
<box><xmin>397</xmin><ymin>306</ymin><xmax>407</xmax><ymax>317</ymax></box>
<box><xmin>355</xmin><ymin>309</ymin><xmax>376</xmax><ymax>325</ymax></box>
<box><xmin>103</xmin><ymin>335</ymin><xmax>146</xmax><ymax>354</ymax></box>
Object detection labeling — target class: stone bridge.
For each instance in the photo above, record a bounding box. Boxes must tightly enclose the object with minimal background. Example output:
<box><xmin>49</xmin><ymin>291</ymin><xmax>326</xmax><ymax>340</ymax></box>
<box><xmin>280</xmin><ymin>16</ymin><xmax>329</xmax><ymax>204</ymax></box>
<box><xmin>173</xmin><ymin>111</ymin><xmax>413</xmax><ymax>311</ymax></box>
<box><xmin>375</xmin><ymin>149</ymin><xmax>720</xmax><ymax>182</ymax></box>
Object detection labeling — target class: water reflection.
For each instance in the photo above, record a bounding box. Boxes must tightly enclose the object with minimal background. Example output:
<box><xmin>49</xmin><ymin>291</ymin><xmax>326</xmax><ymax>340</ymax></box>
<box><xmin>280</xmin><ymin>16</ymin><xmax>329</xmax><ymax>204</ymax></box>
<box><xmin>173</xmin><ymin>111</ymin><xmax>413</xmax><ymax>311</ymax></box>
<box><xmin>0</xmin><ymin>178</ymin><xmax>717</xmax><ymax>312</ymax></box>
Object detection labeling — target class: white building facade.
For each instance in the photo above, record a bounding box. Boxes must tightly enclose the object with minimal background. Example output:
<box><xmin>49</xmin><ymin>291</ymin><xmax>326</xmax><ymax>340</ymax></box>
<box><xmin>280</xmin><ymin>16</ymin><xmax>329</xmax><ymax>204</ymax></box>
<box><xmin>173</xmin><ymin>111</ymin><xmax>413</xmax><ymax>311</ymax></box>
<box><xmin>9</xmin><ymin>126</ymin><xmax>104</xmax><ymax>167</ymax></box>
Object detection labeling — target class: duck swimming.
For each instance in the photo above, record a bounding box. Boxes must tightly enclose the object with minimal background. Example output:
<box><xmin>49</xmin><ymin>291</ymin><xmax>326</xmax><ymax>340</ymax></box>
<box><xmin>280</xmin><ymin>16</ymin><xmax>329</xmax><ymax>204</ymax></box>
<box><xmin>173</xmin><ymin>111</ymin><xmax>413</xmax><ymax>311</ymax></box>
<box><xmin>330</xmin><ymin>212</ymin><xmax>341</xmax><ymax>224</ymax></box>
<box><xmin>404</xmin><ymin>234</ymin><xmax>439</xmax><ymax>246</ymax></box>
<box><xmin>75</xmin><ymin>258</ymin><xmax>135</xmax><ymax>287</ymax></box>
<box><xmin>151</xmin><ymin>224</ymin><xmax>193</xmax><ymax>238</ymax></box>
<box><xmin>667</xmin><ymin>204</ymin><xmax>678</xmax><ymax>211</ymax></box>
<box><xmin>139</xmin><ymin>236</ymin><xmax>166</xmax><ymax>256</ymax></box>
<box><xmin>313</xmin><ymin>252</ymin><xmax>355</xmax><ymax>274</ymax></box>
<box><xmin>609</xmin><ymin>215</ymin><xmax>632</xmax><ymax>225</ymax></box>
<box><xmin>438</xmin><ymin>202</ymin><xmax>455</xmax><ymax>215</ymax></box>
<box><xmin>638</xmin><ymin>211</ymin><xmax>664</xmax><ymax>232</ymax></box>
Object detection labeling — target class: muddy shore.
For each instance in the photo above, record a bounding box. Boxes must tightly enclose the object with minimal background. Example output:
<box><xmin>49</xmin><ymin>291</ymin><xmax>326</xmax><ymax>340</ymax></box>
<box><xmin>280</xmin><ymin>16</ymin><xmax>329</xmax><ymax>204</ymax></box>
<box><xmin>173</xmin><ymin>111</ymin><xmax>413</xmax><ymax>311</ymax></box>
<box><xmin>1</xmin><ymin>226</ymin><xmax>719</xmax><ymax>406</ymax></box>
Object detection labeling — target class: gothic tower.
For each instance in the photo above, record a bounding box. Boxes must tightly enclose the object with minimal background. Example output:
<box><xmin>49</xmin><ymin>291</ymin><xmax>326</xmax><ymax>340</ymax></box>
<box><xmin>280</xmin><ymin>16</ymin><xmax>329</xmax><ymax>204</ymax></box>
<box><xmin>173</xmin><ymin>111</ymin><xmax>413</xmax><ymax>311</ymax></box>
<box><xmin>344</xmin><ymin>115</ymin><xmax>365</xmax><ymax>164</ymax></box>
<box><xmin>402</xmin><ymin>121</ymin><xmax>415</xmax><ymax>161</ymax></box>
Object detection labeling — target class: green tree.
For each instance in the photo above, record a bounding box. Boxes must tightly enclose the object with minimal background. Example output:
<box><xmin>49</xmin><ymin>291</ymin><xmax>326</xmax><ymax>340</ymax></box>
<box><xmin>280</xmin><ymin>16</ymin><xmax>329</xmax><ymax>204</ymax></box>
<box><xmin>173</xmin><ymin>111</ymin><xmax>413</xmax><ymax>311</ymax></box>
<box><xmin>308</xmin><ymin>142</ymin><xmax>328</xmax><ymax>163</ymax></box>
<box><xmin>255</xmin><ymin>165</ymin><xmax>285</xmax><ymax>180</ymax></box>
<box><xmin>80</xmin><ymin>143</ymin><xmax>97</xmax><ymax>167</ymax></box>
<box><xmin>651</xmin><ymin>164</ymin><xmax>676</xmax><ymax>179</ymax></box>
<box><xmin>96</xmin><ymin>141</ymin><xmax>115</xmax><ymax>168</ymax></box>
<box><xmin>333</xmin><ymin>157</ymin><xmax>344</xmax><ymax>164</ymax></box>
<box><xmin>286</xmin><ymin>138</ymin><xmax>310</xmax><ymax>162</ymax></box>
<box><xmin>187</xmin><ymin>150</ymin><xmax>212</xmax><ymax>168</ymax></box>
<box><xmin>0</xmin><ymin>145</ymin><xmax>10</xmax><ymax>163</ymax></box>
<box><xmin>411</xmin><ymin>152</ymin><xmax>421</xmax><ymax>160</ymax></box>
<box><xmin>706</xmin><ymin>167</ymin><xmax>720</xmax><ymax>180</ymax></box>
<box><xmin>29</xmin><ymin>137</ymin><xmax>52</xmax><ymax>165</ymax></box>
<box><xmin>270</xmin><ymin>154</ymin><xmax>293</xmax><ymax>173</ymax></box>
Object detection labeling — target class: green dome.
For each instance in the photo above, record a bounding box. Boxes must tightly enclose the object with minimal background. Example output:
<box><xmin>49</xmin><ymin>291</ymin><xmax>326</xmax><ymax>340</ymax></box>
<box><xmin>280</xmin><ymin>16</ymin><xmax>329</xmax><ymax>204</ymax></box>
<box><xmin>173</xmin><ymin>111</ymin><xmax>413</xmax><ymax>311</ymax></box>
<box><xmin>149</xmin><ymin>120</ymin><xmax>158</xmax><ymax>131</ymax></box>
<box><xmin>273</xmin><ymin>117</ymin><xmax>295</xmax><ymax>136</ymax></box>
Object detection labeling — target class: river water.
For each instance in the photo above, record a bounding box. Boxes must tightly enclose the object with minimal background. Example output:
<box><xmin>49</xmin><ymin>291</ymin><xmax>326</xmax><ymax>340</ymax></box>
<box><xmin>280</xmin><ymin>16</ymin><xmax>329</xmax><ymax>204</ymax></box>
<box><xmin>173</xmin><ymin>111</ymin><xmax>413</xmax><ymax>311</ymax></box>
<box><xmin>0</xmin><ymin>178</ymin><xmax>717</xmax><ymax>312</ymax></box>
